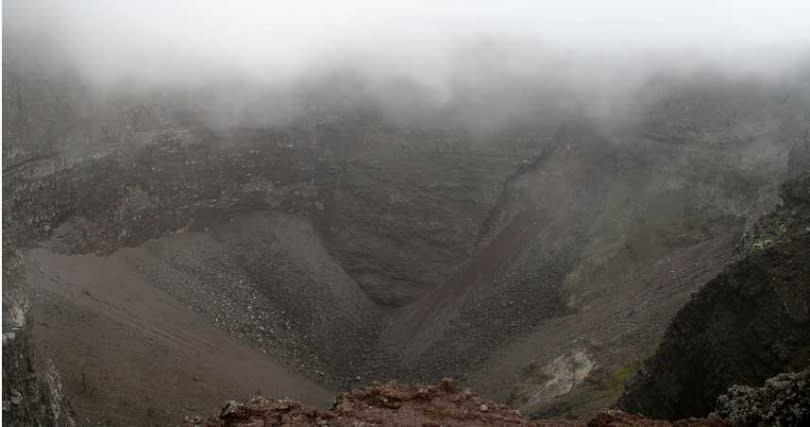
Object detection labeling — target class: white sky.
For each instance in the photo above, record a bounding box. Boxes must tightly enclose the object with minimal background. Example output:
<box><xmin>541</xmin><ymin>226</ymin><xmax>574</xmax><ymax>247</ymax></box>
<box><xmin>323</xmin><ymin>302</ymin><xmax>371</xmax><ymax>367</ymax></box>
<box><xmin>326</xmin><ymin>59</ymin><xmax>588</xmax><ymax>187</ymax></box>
<box><xmin>5</xmin><ymin>0</ymin><xmax>810</xmax><ymax>87</ymax></box>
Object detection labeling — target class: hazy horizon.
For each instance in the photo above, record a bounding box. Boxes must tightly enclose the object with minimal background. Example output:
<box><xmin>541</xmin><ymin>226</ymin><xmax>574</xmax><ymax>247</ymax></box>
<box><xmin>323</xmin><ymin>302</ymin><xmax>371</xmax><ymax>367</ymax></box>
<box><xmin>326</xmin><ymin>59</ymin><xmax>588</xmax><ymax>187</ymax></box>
<box><xmin>5</xmin><ymin>1</ymin><xmax>810</xmax><ymax>131</ymax></box>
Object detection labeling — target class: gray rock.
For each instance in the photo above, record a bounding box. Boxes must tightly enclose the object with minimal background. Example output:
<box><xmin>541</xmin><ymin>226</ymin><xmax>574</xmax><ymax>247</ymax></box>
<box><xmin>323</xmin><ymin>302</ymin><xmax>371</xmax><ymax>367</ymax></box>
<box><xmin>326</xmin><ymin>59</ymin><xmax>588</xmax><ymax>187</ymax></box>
<box><xmin>713</xmin><ymin>368</ymin><xmax>810</xmax><ymax>427</ymax></box>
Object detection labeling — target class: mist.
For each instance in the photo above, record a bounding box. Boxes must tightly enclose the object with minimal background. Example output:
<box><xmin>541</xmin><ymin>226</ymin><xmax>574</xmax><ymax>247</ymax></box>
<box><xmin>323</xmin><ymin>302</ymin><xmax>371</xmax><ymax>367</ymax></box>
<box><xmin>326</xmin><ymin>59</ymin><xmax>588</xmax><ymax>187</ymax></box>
<box><xmin>6</xmin><ymin>3</ymin><xmax>810</xmax><ymax>425</ymax></box>
<box><xmin>5</xmin><ymin>0</ymin><xmax>810</xmax><ymax>131</ymax></box>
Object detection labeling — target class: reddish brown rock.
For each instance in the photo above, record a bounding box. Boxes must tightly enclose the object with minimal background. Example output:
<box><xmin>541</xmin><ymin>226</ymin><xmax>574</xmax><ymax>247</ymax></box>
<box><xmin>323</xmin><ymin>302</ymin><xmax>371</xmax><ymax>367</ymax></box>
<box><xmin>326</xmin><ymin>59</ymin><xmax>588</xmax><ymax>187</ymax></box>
<box><xmin>587</xmin><ymin>409</ymin><xmax>727</xmax><ymax>427</ymax></box>
<box><xmin>184</xmin><ymin>380</ymin><xmax>727</xmax><ymax>427</ymax></box>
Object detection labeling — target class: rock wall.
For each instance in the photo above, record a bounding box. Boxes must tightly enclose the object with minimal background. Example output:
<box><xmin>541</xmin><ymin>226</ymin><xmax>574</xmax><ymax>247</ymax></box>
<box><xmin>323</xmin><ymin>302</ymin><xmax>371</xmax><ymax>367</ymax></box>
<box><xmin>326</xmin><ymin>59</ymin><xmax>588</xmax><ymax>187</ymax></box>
<box><xmin>619</xmin><ymin>173</ymin><xmax>810</xmax><ymax>419</ymax></box>
<box><xmin>2</xmin><ymin>247</ymin><xmax>74</xmax><ymax>426</ymax></box>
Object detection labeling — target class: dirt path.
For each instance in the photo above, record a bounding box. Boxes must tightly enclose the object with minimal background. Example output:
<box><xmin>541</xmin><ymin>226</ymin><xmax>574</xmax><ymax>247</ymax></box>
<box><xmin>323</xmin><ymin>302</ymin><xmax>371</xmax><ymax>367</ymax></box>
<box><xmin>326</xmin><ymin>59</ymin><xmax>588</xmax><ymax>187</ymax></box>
<box><xmin>27</xmin><ymin>248</ymin><xmax>334</xmax><ymax>426</ymax></box>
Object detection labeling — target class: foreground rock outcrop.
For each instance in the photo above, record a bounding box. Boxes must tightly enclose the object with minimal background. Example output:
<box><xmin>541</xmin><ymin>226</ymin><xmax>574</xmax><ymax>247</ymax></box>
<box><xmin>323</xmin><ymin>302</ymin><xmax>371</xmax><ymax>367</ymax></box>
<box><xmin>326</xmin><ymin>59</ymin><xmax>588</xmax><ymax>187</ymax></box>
<box><xmin>713</xmin><ymin>368</ymin><xmax>810</xmax><ymax>427</ymax></box>
<box><xmin>184</xmin><ymin>379</ymin><xmax>726</xmax><ymax>427</ymax></box>
<box><xmin>619</xmin><ymin>173</ymin><xmax>810</xmax><ymax>419</ymax></box>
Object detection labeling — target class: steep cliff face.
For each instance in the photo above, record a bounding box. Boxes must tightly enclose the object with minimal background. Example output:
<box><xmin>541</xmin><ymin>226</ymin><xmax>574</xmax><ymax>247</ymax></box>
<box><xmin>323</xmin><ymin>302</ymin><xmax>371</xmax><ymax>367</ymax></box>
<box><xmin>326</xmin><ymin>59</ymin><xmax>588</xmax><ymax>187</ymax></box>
<box><xmin>2</xmin><ymin>323</ymin><xmax>75</xmax><ymax>426</ymax></box>
<box><xmin>2</xmin><ymin>245</ymin><xmax>75</xmax><ymax>426</ymax></box>
<box><xmin>619</xmin><ymin>173</ymin><xmax>810</xmax><ymax>419</ymax></box>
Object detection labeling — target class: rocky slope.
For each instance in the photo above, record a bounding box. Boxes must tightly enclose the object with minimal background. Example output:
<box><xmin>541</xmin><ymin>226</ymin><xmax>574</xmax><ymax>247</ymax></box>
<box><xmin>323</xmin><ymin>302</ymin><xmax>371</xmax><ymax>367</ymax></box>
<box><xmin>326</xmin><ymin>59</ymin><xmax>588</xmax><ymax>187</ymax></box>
<box><xmin>5</xmin><ymin>46</ymin><xmax>810</xmax><ymax>425</ymax></box>
<box><xmin>619</xmin><ymin>173</ymin><xmax>810</xmax><ymax>419</ymax></box>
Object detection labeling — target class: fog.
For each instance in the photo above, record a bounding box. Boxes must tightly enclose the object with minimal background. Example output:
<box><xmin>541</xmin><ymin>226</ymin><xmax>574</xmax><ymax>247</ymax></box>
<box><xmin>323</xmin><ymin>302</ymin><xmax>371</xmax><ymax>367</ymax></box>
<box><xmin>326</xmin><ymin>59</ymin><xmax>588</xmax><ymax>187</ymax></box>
<box><xmin>5</xmin><ymin>0</ymin><xmax>810</xmax><ymax>130</ymax></box>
